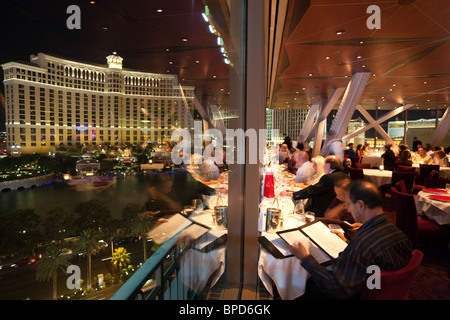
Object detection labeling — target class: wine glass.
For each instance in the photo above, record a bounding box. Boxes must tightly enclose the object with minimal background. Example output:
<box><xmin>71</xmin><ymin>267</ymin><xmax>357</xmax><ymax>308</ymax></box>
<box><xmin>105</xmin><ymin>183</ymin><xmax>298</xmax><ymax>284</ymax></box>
<box><xmin>305</xmin><ymin>211</ymin><xmax>315</xmax><ymax>223</ymax></box>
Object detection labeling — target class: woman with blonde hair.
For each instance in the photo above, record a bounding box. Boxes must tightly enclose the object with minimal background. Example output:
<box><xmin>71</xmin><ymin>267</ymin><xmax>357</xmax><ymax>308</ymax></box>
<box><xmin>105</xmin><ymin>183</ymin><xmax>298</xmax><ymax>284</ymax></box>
<box><xmin>307</xmin><ymin>156</ymin><xmax>326</xmax><ymax>185</ymax></box>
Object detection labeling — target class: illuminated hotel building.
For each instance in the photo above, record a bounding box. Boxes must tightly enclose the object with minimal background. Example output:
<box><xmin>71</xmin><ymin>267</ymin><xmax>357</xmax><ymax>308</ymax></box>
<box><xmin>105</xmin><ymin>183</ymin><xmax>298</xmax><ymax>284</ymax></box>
<box><xmin>1</xmin><ymin>52</ymin><xmax>195</xmax><ymax>154</ymax></box>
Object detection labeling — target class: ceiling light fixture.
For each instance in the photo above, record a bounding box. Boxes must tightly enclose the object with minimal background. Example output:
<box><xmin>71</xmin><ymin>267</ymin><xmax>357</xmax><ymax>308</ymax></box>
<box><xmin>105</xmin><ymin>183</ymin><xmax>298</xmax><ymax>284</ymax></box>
<box><xmin>335</xmin><ymin>30</ymin><xmax>345</xmax><ymax>35</ymax></box>
<box><xmin>157</xmin><ymin>9</ymin><xmax>163</xmax><ymax>13</ymax></box>
<box><xmin>181</xmin><ymin>37</ymin><xmax>188</xmax><ymax>42</ymax></box>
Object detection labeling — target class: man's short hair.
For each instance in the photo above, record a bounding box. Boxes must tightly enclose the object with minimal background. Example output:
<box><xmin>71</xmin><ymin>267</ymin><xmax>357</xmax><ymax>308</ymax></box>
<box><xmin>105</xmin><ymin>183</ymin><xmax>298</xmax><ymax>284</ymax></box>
<box><xmin>325</xmin><ymin>155</ymin><xmax>342</xmax><ymax>170</ymax></box>
<box><xmin>346</xmin><ymin>180</ymin><xmax>383</xmax><ymax>209</ymax></box>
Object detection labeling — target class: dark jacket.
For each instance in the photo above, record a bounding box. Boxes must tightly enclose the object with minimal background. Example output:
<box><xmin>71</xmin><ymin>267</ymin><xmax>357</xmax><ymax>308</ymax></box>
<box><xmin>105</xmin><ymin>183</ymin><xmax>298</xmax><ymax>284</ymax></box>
<box><xmin>292</xmin><ymin>169</ymin><xmax>349</xmax><ymax>217</ymax></box>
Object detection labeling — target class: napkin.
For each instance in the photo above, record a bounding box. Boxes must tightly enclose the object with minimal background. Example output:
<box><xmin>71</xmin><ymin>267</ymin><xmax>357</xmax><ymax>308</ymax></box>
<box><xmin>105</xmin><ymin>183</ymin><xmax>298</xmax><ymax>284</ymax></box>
<box><xmin>423</xmin><ymin>188</ymin><xmax>447</xmax><ymax>194</ymax></box>
<box><xmin>429</xmin><ymin>195</ymin><xmax>450</xmax><ymax>202</ymax></box>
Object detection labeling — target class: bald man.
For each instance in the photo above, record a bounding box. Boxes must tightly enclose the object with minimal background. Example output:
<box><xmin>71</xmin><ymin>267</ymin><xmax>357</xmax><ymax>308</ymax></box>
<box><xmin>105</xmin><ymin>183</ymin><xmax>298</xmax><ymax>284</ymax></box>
<box><xmin>290</xmin><ymin>155</ymin><xmax>348</xmax><ymax>217</ymax></box>
<box><xmin>294</xmin><ymin>151</ymin><xmax>315</xmax><ymax>185</ymax></box>
<box><xmin>290</xmin><ymin>180</ymin><xmax>412</xmax><ymax>300</ymax></box>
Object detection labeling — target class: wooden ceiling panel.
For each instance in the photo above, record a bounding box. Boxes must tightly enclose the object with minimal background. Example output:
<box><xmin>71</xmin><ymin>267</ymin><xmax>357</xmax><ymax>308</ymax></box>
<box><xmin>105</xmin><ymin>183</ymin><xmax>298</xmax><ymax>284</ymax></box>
<box><xmin>270</xmin><ymin>0</ymin><xmax>450</xmax><ymax>110</ymax></box>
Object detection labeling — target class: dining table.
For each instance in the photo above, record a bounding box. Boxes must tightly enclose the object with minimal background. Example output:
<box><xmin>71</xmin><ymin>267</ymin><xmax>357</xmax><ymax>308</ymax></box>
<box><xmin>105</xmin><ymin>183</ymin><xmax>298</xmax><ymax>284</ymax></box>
<box><xmin>256</xmin><ymin>158</ymin><xmax>347</xmax><ymax>300</ymax></box>
<box><xmin>362</xmin><ymin>168</ymin><xmax>392</xmax><ymax>187</ymax></box>
<box><xmin>415</xmin><ymin>189</ymin><xmax>450</xmax><ymax>225</ymax></box>
<box><xmin>361</xmin><ymin>154</ymin><xmax>383</xmax><ymax>168</ymax></box>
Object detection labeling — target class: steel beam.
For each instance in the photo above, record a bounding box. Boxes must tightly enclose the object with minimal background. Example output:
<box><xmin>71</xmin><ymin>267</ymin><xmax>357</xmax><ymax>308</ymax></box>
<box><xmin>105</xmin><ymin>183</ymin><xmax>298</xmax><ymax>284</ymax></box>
<box><xmin>429</xmin><ymin>107</ymin><xmax>450</xmax><ymax>147</ymax></box>
<box><xmin>321</xmin><ymin>72</ymin><xmax>371</xmax><ymax>157</ymax></box>
<box><xmin>342</xmin><ymin>104</ymin><xmax>414</xmax><ymax>146</ymax></box>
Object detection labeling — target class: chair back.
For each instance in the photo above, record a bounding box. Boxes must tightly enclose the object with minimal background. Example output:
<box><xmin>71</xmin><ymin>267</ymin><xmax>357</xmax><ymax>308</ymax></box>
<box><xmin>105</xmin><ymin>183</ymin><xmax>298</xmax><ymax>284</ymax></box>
<box><xmin>351</xmin><ymin>156</ymin><xmax>362</xmax><ymax>167</ymax></box>
<box><xmin>419</xmin><ymin>164</ymin><xmax>440</xmax><ymax>185</ymax></box>
<box><xmin>360</xmin><ymin>249</ymin><xmax>423</xmax><ymax>300</ymax></box>
<box><xmin>425</xmin><ymin>177</ymin><xmax>450</xmax><ymax>188</ymax></box>
<box><xmin>348</xmin><ymin>167</ymin><xmax>364</xmax><ymax>180</ymax></box>
<box><xmin>390</xmin><ymin>187</ymin><xmax>417</xmax><ymax>245</ymax></box>
<box><xmin>395</xmin><ymin>180</ymin><xmax>408</xmax><ymax>193</ymax></box>
<box><xmin>428</xmin><ymin>170</ymin><xmax>440</xmax><ymax>180</ymax></box>
<box><xmin>354</xmin><ymin>163</ymin><xmax>371</xmax><ymax>169</ymax></box>
<box><xmin>397</xmin><ymin>165</ymin><xmax>416</xmax><ymax>173</ymax></box>
<box><xmin>394</xmin><ymin>161</ymin><xmax>412</xmax><ymax>171</ymax></box>
<box><xmin>391</xmin><ymin>171</ymin><xmax>416</xmax><ymax>194</ymax></box>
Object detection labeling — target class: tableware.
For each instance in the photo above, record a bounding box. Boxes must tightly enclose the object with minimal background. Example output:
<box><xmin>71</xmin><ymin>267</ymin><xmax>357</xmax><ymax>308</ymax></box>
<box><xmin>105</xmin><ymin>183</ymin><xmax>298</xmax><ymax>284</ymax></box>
<box><xmin>305</xmin><ymin>211</ymin><xmax>315</xmax><ymax>223</ymax></box>
<box><xmin>213</xmin><ymin>205</ymin><xmax>228</xmax><ymax>229</ymax></box>
<box><xmin>446</xmin><ymin>183</ymin><xmax>450</xmax><ymax>194</ymax></box>
<box><xmin>265</xmin><ymin>207</ymin><xmax>282</xmax><ymax>233</ymax></box>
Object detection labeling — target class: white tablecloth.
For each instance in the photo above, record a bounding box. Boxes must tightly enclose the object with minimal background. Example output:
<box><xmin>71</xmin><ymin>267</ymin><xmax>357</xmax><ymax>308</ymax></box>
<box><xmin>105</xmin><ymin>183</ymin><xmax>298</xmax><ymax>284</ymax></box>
<box><xmin>258</xmin><ymin>247</ymin><xmax>308</xmax><ymax>300</ymax></box>
<box><xmin>363</xmin><ymin>169</ymin><xmax>392</xmax><ymax>187</ymax></box>
<box><xmin>415</xmin><ymin>190</ymin><xmax>450</xmax><ymax>225</ymax></box>
<box><xmin>361</xmin><ymin>155</ymin><xmax>383</xmax><ymax>168</ymax></box>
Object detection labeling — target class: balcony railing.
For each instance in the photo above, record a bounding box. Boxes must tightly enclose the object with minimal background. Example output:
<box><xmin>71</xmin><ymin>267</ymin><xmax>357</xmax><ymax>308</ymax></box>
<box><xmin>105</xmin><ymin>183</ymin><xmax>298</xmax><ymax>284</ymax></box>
<box><xmin>110</xmin><ymin>217</ymin><xmax>227</xmax><ymax>300</ymax></box>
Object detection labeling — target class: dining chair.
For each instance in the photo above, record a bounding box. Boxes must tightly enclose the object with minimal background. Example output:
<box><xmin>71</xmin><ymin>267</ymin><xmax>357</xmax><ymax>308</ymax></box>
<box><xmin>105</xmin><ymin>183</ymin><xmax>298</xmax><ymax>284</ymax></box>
<box><xmin>390</xmin><ymin>187</ymin><xmax>448</xmax><ymax>248</ymax></box>
<box><xmin>396</xmin><ymin>165</ymin><xmax>416</xmax><ymax>173</ymax></box>
<box><xmin>413</xmin><ymin>170</ymin><xmax>443</xmax><ymax>193</ymax></box>
<box><xmin>380</xmin><ymin>171</ymin><xmax>415</xmax><ymax>196</ymax></box>
<box><xmin>347</xmin><ymin>167</ymin><xmax>364</xmax><ymax>180</ymax></box>
<box><xmin>354</xmin><ymin>163</ymin><xmax>371</xmax><ymax>169</ymax></box>
<box><xmin>419</xmin><ymin>164</ymin><xmax>440</xmax><ymax>185</ymax></box>
<box><xmin>394</xmin><ymin>161</ymin><xmax>413</xmax><ymax>171</ymax></box>
<box><xmin>360</xmin><ymin>249</ymin><xmax>423</xmax><ymax>300</ymax></box>
<box><xmin>351</xmin><ymin>156</ymin><xmax>362</xmax><ymax>167</ymax></box>
<box><xmin>395</xmin><ymin>180</ymin><xmax>408</xmax><ymax>193</ymax></box>
<box><xmin>424</xmin><ymin>177</ymin><xmax>450</xmax><ymax>188</ymax></box>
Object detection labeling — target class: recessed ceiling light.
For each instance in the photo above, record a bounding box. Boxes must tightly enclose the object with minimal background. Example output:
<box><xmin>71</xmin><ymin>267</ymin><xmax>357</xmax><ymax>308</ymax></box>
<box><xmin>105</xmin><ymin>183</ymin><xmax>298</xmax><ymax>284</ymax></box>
<box><xmin>196</xmin><ymin>60</ymin><xmax>200</xmax><ymax>64</ymax></box>
<box><xmin>308</xmin><ymin>73</ymin><xmax>313</xmax><ymax>76</ymax></box>
<box><xmin>169</xmin><ymin>61</ymin><xmax>173</xmax><ymax>65</ymax></box>
<box><xmin>102</xmin><ymin>26</ymin><xmax>109</xmax><ymax>30</ymax></box>
<box><xmin>325</xmin><ymin>56</ymin><xmax>330</xmax><ymax>60</ymax></box>
<box><xmin>181</xmin><ymin>37</ymin><xmax>188</xmax><ymax>42</ymax></box>
<box><xmin>423</xmin><ymin>81</ymin><xmax>427</xmax><ymax>84</ymax></box>
<box><xmin>357</xmin><ymin>56</ymin><xmax>362</xmax><ymax>59</ymax></box>
<box><xmin>157</xmin><ymin>9</ymin><xmax>163</xmax><ymax>13</ymax></box>
<box><xmin>335</xmin><ymin>30</ymin><xmax>345</xmax><ymax>35</ymax></box>
<box><xmin>90</xmin><ymin>1</ymin><xmax>96</xmax><ymax>4</ymax></box>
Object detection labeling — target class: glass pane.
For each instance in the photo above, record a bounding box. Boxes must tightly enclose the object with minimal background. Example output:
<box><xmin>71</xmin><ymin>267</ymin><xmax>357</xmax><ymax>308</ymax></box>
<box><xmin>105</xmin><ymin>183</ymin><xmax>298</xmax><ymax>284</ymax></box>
<box><xmin>0</xmin><ymin>0</ymin><xmax>243</xmax><ymax>301</ymax></box>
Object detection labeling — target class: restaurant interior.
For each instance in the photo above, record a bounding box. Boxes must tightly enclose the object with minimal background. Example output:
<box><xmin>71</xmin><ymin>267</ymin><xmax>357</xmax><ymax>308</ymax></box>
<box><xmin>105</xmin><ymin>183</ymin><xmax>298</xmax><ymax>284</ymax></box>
<box><xmin>1</xmin><ymin>0</ymin><xmax>449</xmax><ymax>301</ymax></box>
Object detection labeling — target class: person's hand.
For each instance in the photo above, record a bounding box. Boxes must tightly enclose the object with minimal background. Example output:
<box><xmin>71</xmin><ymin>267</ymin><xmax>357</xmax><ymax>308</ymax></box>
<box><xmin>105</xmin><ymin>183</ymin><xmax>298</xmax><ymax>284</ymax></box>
<box><xmin>280</xmin><ymin>190</ymin><xmax>292</xmax><ymax>197</ymax></box>
<box><xmin>288</xmin><ymin>241</ymin><xmax>309</xmax><ymax>260</ymax></box>
<box><xmin>330</xmin><ymin>230</ymin><xmax>347</xmax><ymax>242</ymax></box>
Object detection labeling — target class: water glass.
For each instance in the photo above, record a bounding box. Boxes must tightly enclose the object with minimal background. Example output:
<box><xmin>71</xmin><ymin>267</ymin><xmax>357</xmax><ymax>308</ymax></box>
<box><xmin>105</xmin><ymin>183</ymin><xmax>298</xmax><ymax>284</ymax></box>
<box><xmin>446</xmin><ymin>183</ymin><xmax>450</xmax><ymax>194</ymax></box>
<box><xmin>305</xmin><ymin>211</ymin><xmax>315</xmax><ymax>223</ymax></box>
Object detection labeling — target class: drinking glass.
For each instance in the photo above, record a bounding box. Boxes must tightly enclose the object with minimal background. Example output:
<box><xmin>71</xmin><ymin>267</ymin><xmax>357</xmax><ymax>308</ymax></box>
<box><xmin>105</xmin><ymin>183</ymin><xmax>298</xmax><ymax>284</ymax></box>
<box><xmin>446</xmin><ymin>183</ymin><xmax>450</xmax><ymax>194</ymax></box>
<box><xmin>305</xmin><ymin>211</ymin><xmax>315</xmax><ymax>223</ymax></box>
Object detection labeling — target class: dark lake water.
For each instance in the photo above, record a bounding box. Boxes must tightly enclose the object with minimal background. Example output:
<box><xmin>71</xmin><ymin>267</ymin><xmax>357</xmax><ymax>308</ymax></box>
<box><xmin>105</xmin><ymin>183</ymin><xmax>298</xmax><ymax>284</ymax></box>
<box><xmin>0</xmin><ymin>174</ymin><xmax>155</xmax><ymax>219</ymax></box>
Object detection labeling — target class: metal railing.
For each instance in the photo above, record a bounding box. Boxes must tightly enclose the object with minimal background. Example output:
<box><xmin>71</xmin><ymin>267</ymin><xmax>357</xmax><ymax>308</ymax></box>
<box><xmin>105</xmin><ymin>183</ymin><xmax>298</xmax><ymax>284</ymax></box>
<box><xmin>110</xmin><ymin>229</ymin><xmax>195</xmax><ymax>300</ymax></box>
<box><xmin>110</xmin><ymin>222</ymin><xmax>227</xmax><ymax>300</ymax></box>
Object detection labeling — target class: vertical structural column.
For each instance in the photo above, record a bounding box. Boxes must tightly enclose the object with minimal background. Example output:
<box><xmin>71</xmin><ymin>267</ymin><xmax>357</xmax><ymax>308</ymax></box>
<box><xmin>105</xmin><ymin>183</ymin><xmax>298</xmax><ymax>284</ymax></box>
<box><xmin>322</xmin><ymin>72</ymin><xmax>371</xmax><ymax>156</ymax></box>
<box><xmin>241</xmin><ymin>0</ymin><xmax>266</xmax><ymax>299</ymax></box>
<box><xmin>429</xmin><ymin>107</ymin><xmax>450</xmax><ymax>147</ymax></box>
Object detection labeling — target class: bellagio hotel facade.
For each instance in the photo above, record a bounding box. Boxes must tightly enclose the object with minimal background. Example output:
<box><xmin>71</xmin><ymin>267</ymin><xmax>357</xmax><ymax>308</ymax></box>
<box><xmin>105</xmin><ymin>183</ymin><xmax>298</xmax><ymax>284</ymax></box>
<box><xmin>1</xmin><ymin>52</ymin><xmax>195</xmax><ymax>154</ymax></box>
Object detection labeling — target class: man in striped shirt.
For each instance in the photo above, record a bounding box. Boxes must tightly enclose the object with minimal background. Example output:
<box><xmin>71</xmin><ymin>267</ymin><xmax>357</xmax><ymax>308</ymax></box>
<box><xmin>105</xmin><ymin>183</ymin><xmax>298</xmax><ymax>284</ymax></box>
<box><xmin>289</xmin><ymin>180</ymin><xmax>412</xmax><ymax>300</ymax></box>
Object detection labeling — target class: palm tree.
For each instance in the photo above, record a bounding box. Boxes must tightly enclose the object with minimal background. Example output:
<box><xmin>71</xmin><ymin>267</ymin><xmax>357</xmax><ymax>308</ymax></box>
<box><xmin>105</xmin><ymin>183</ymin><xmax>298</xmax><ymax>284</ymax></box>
<box><xmin>111</xmin><ymin>247</ymin><xmax>130</xmax><ymax>277</ymax></box>
<box><xmin>36</xmin><ymin>247</ymin><xmax>71</xmax><ymax>300</ymax></box>
<box><xmin>74</xmin><ymin>230</ymin><xmax>99</xmax><ymax>293</ymax></box>
<box><xmin>129</xmin><ymin>212</ymin><xmax>155</xmax><ymax>261</ymax></box>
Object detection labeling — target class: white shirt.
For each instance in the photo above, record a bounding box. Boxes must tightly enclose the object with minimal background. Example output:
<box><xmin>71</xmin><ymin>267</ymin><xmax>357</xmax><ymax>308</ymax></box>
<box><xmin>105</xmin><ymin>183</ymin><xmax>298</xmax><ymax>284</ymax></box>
<box><xmin>295</xmin><ymin>161</ymin><xmax>315</xmax><ymax>184</ymax></box>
